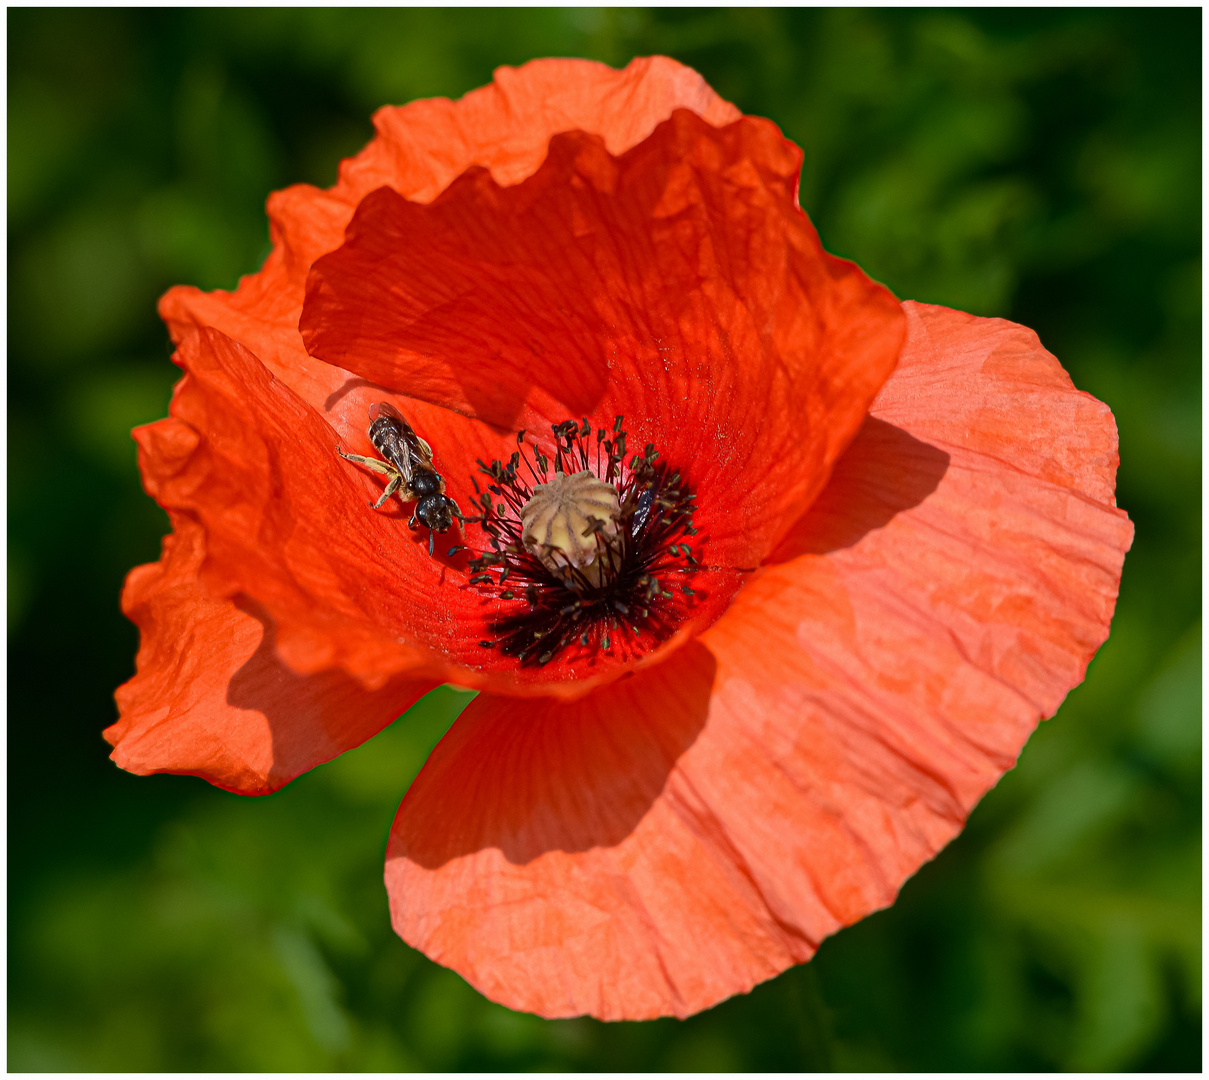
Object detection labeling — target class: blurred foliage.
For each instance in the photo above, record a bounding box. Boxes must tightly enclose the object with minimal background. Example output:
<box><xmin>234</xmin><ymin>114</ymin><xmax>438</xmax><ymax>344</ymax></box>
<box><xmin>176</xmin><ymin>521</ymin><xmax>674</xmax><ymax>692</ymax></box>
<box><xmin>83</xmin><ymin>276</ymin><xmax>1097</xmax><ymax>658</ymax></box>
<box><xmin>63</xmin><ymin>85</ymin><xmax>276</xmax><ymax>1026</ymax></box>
<box><xmin>8</xmin><ymin>7</ymin><xmax>1200</xmax><ymax>1071</ymax></box>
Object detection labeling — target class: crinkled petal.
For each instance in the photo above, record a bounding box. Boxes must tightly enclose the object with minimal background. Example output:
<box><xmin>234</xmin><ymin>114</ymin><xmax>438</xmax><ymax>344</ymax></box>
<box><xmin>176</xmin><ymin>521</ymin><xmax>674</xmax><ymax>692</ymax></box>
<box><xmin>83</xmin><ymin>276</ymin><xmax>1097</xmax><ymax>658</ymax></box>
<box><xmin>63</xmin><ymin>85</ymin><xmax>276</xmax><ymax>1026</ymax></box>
<box><xmin>118</xmin><ymin>57</ymin><xmax>750</xmax><ymax>770</ymax></box>
<box><xmin>157</xmin><ymin>57</ymin><xmax>740</xmax><ymax>430</ymax></box>
<box><xmin>387</xmin><ymin>644</ymin><xmax>757</xmax><ymax>1020</ymax></box>
<box><xmin>138</xmin><ymin>327</ymin><xmax>470</xmax><ymax>686</ymax></box>
<box><xmin>138</xmin><ymin>325</ymin><xmax>734</xmax><ymax>695</ymax></box>
<box><xmin>302</xmin><ymin>110</ymin><xmax>905</xmax><ymax>566</ymax></box>
<box><xmin>107</xmin><ymin>515</ymin><xmax>436</xmax><ymax>794</ymax></box>
<box><xmin>383</xmin><ymin>302</ymin><xmax>1132</xmax><ymax>1020</ymax></box>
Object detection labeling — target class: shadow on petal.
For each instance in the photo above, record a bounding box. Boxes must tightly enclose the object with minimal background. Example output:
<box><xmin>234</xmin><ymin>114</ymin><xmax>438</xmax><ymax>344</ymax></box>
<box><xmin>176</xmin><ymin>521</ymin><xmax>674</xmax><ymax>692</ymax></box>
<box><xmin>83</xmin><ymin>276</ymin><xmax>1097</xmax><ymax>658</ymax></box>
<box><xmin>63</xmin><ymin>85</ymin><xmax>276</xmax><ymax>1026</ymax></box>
<box><xmin>227</xmin><ymin>596</ymin><xmax>437</xmax><ymax>788</ymax></box>
<box><xmin>767</xmin><ymin>417</ymin><xmax>950</xmax><ymax>563</ymax></box>
<box><xmin>322</xmin><ymin>375</ymin><xmax>395</xmax><ymax>413</ymax></box>
<box><xmin>392</xmin><ymin>642</ymin><xmax>717</xmax><ymax>867</ymax></box>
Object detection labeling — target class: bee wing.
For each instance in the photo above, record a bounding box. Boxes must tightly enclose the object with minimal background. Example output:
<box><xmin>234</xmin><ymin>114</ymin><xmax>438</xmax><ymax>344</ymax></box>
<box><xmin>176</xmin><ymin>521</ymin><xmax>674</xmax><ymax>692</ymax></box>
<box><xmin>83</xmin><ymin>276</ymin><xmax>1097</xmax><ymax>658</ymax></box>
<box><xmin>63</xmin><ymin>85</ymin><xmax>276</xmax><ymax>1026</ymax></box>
<box><xmin>395</xmin><ymin>427</ymin><xmax>433</xmax><ymax>477</ymax></box>
<box><xmin>367</xmin><ymin>402</ymin><xmax>416</xmax><ymax>485</ymax></box>
<box><xmin>369</xmin><ymin>401</ymin><xmax>405</xmax><ymax>424</ymax></box>
<box><xmin>375</xmin><ymin>438</ymin><xmax>414</xmax><ymax>487</ymax></box>
<box><xmin>394</xmin><ymin>447</ymin><xmax>416</xmax><ymax>487</ymax></box>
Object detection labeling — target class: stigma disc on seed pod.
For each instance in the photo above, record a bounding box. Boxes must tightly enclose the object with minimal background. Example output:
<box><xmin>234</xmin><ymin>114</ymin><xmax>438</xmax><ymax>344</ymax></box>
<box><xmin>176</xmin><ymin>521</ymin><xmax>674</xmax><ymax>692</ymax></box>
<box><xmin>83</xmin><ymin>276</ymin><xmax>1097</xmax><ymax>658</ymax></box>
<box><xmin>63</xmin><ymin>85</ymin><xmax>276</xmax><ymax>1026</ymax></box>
<box><xmin>520</xmin><ymin>469</ymin><xmax>621</xmax><ymax>588</ymax></box>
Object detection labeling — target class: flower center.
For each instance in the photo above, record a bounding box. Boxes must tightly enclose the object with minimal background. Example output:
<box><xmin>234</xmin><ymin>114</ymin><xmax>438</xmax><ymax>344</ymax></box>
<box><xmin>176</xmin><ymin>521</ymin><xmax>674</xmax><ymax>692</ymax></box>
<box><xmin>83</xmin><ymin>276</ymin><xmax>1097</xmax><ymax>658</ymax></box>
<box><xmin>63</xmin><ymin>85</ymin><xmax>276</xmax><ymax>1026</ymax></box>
<box><xmin>520</xmin><ymin>469</ymin><xmax>621</xmax><ymax>588</ymax></box>
<box><xmin>462</xmin><ymin>417</ymin><xmax>700</xmax><ymax>667</ymax></box>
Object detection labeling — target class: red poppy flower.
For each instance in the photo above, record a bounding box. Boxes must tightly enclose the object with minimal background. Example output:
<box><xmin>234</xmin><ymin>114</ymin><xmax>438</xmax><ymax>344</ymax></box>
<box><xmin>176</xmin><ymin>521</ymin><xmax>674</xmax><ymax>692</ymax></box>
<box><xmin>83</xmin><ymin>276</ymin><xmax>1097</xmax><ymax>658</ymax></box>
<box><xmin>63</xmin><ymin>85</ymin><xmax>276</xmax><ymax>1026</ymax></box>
<box><xmin>109</xmin><ymin>57</ymin><xmax>1133</xmax><ymax>1020</ymax></box>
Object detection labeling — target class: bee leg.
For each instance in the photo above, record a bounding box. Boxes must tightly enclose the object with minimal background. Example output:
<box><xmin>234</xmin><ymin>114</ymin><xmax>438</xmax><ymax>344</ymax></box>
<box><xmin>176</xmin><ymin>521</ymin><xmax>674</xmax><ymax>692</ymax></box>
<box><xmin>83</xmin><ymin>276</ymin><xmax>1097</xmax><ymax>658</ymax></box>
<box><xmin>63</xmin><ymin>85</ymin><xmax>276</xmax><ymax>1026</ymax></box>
<box><xmin>337</xmin><ymin>448</ymin><xmax>394</xmax><ymax>475</ymax></box>
<box><xmin>408</xmin><ymin>506</ymin><xmax>420</xmax><ymax>530</ymax></box>
<box><xmin>372</xmin><ymin>474</ymin><xmax>402</xmax><ymax>509</ymax></box>
<box><xmin>340</xmin><ymin>447</ymin><xmax>404</xmax><ymax>508</ymax></box>
<box><xmin>428</xmin><ymin>530</ymin><xmax>435</xmax><ymax>556</ymax></box>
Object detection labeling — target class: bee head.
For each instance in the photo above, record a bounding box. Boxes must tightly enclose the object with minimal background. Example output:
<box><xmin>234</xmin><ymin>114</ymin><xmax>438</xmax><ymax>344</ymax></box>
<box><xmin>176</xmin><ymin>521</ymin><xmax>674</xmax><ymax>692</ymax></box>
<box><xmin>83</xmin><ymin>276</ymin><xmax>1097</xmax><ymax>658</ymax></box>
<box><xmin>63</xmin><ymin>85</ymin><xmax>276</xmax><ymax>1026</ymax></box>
<box><xmin>417</xmin><ymin>494</ymin><xmax>456</xmax><ymax>533</ymax></box>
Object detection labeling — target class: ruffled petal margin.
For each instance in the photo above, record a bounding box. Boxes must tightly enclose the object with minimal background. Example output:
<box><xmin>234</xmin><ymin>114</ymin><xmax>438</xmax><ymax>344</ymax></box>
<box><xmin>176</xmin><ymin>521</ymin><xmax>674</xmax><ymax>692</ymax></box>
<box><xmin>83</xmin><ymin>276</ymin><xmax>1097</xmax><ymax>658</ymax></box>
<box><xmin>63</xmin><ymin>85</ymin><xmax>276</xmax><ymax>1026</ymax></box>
<box><xmin>122</xmin><ymin>326</ymin><xmax>740</xmax><ymax>697</ymax></box>
<box><xmin>383</xmin><ymin>302</ymin><xmax>1132</xmax><ymax>1019</ymax></box>
<box><xmin>156</xmin><ymin>56</ymin><xmax>741</xmax><ymax>430</ymax></box>
<box><xmin>302</xmin><ymin>109</ymin><xmax>905</xmax><ymax>568</ymax></box>
<box><xmin>112</xmin><ymin>57</ymin><xmax>747</xmax><ymax>783</ymax></box>
<box><xmin>107</xmin><ymin>515</ymin><xmax>437</xmax><ymax>794</ymax></box>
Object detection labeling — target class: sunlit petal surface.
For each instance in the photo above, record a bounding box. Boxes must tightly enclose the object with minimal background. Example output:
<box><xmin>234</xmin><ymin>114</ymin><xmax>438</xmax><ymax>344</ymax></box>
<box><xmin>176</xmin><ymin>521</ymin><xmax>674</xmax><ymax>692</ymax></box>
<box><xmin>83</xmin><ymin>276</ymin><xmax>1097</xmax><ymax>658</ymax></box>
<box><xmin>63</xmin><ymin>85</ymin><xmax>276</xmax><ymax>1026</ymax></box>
<box><xmin>385</xmin><ymin>301</ymin><xmax>1131</xmax><ymax>1018</ymax></box>
<box><xmin>11</xmin><ymin>11</ymin><xmax>1193</xmax><ymax>1067</ymax></box>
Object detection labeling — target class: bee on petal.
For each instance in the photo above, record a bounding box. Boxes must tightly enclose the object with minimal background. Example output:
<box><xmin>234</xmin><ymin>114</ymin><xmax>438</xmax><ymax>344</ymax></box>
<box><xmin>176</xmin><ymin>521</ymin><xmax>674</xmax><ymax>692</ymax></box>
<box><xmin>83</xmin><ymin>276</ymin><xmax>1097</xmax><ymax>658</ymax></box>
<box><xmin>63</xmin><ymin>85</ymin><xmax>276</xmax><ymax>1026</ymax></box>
<box><xmin>338</xmin><ymin>402</ymin><xmax>460</xmax><ymax>554</ymax></box>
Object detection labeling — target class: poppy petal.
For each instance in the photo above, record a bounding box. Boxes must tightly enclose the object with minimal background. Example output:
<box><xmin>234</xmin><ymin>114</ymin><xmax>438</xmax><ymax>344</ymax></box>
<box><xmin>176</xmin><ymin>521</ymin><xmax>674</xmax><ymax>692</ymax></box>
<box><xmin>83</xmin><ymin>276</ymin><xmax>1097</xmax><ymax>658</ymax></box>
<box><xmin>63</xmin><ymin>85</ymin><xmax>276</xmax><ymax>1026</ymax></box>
<box><xmin>383</xmin><ymin>302</ymin><xmax>1132</xmax><ymax>1020</ymax></box>
<box><xmin>302</xmin><ymin>110</ymin><xmax>906</xmax><ymax>568</ymax></box>
<box><xmin>156</xmin><ymin>57</ymin><xmax>740</xmax><ymax>425</ymax></box>
<box><xmin>107</xmin><ymin>515</ymin><xmax>437</xmax><ymax>794</ymax></box>
<box><xmin>121</xmin><ymin>58</ymin><xmax>753</xmax><ymax>754</ymax></box>
<box><xmin>139</xmin><ymin>325</ymin><xmax>725</xmax><ymax>695</ymax></box>
<box><xmin>386</xmin><ymin>643</ymin><xmax>758</xmax><ymax>1021</ymax></box>
<box><xmin>136</xmin><ymin>326</ymin><xmax>465</xmax><ymax>686</ymax></box>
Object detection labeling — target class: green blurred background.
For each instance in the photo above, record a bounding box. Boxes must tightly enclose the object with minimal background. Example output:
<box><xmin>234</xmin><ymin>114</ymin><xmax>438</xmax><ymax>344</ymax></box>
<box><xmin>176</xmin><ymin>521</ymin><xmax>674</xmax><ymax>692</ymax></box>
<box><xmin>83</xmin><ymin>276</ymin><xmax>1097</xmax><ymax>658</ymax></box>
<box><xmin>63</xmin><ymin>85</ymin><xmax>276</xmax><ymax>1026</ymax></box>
<box><xmin>8</xmin><ymin>8</ymin><xmax>1200</xmax><ymax>1071</ymax></box>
